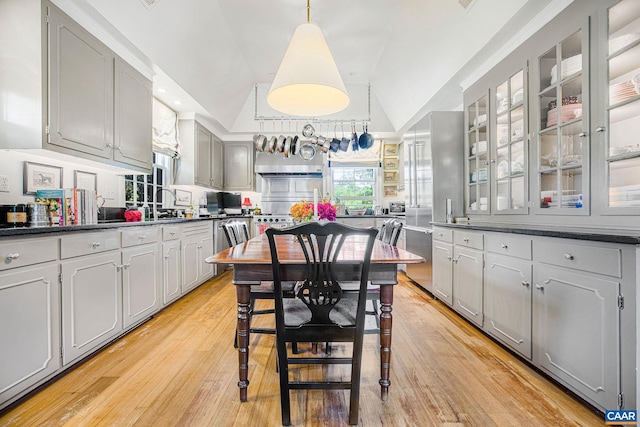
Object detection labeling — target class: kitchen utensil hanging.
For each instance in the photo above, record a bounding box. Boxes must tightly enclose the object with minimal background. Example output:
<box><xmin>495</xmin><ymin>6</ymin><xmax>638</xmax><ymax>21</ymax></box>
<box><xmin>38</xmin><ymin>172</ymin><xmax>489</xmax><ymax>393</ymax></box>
<box><xmin>359</xmin><ymin>123</ymin><xmax>373</xmax><ymax>149</ymax></box>
<box><xmin>350</xmin><ymin>123</ymin><xmax>358</xmax><ymax>151</ymax></box>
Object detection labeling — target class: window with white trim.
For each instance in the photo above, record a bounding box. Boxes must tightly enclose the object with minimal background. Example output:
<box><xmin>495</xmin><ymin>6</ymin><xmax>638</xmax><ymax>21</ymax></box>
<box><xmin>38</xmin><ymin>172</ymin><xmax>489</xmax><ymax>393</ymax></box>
<box><xmin>331</xmin><ymin>166</ymin><xmax>377</xmax><ymax>211</ymax></box>
<box><xmin>124</xmin><ymin>152</ymin><xmax>171</xmax><ymax>210</ymax></box>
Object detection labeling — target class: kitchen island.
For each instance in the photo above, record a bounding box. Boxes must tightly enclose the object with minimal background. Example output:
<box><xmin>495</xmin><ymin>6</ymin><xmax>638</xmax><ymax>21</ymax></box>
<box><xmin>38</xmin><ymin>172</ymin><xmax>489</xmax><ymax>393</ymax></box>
<box><xmin>430</xmin><ymin>221</ymin><xmax>638</xmax><ymax>412</ymax></box>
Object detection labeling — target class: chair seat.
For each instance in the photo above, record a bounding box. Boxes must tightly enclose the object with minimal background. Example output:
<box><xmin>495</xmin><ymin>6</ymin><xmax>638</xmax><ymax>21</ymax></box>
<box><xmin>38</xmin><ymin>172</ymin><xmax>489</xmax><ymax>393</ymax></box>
<box><xmin>283</xmin><ymin>298</ymin><xmax>358</xmax><ymax>327</ymax></box>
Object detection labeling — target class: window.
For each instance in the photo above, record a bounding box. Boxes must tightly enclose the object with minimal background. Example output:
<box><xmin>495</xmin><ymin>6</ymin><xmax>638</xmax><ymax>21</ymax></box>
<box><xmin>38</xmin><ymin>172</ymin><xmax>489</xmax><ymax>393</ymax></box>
<box><xmin>331</xmin><ymin>167</ymin><xmax>377</xmax><ymax>210</ymax></box>
<box><xmin>125</xmin><ymin>152</ymin><xmax>171</xmax><ymax>210</ymax></box>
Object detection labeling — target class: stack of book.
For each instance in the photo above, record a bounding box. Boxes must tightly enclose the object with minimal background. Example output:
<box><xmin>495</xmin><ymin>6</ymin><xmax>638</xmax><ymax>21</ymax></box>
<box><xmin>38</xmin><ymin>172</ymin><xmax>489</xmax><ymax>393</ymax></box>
<box><xmin>35</xmin><ymin>188</ymin><xmax>98</xmax><ymax>226</ymax></box>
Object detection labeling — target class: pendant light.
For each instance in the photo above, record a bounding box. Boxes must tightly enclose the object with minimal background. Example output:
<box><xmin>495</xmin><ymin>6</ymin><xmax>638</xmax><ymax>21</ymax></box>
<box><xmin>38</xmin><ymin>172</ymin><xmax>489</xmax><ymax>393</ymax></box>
<box><xmin>267</xmin><ymin>0</ymin><xmax>349</xmax><ymax>117</ymax></box>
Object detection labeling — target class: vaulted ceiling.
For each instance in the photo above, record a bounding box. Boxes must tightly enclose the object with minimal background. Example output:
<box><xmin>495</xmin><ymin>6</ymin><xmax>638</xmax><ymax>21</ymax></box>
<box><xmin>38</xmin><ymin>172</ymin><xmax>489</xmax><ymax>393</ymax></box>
<box><xmin>65</xmin><ymin>0</ymin><xmax>559</xmax><ymax>138</ymax></box>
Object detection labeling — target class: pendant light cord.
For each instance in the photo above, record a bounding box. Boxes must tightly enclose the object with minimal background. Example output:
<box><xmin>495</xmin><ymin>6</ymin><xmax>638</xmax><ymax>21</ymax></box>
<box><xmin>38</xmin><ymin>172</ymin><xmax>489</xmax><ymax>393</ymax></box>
<box><xmin>307</xmin><ymin>0</ymin><xmax>310</xmax><ymax>23</ymax></box>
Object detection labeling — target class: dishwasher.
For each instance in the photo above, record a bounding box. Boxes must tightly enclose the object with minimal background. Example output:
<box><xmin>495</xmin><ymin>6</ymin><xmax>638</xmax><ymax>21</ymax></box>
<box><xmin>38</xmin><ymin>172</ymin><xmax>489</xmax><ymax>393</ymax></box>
<box><xmin>404</xmin><ymin>226</ymin><xmax>433</xmax><ymax>293</ymax></box>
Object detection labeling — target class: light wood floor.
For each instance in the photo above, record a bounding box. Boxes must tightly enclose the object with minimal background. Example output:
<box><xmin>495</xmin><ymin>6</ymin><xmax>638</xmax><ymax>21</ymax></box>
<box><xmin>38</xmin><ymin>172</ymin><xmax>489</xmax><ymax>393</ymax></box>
<box><xmin>0</xmin><ymin>271</ymin><xmax>602</xmax><ymax>426</ymax></box>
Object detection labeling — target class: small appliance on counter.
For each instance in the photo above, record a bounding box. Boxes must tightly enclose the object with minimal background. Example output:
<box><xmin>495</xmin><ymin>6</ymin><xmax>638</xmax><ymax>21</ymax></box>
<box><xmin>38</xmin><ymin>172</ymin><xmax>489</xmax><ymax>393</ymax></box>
<box><xmin>389</xmin><ymin>202</ymin><xmax>405</xmax><ymax>214</ymax></box>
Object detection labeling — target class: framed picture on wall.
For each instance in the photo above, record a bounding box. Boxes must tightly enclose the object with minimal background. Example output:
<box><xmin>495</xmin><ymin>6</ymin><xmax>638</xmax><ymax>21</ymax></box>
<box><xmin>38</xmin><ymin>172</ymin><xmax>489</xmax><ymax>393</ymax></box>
<box><xmin>383</xmin><ymin>158</ymin><xmax>398</xmax><ymax>170</ymax></box>
<box><xmin>383</xmin><ymin>171</ymin><xmax>398</xmax><ymax>184</ymax></box>
<box><xmin>384</xmin><ymin>185</ymin><xmax>398</xmax><ymax>198</ymax></box>
<box><xmin>174</xmin><ymin>189</ymin><xmax>192</xmax><ymax>206</ymax></box>
<box><xmin>23</xmin><ymin>161</ymin><xmax>63</xmax><ymax>195</ymax></box>
<box><xmin>74</xmin><ymin>170</ymin><xmax>97</xmax><ymax>191</ymax></box>
<box><xmin>383</xmin><ymin>143</ymin><xmax>399</xmax><ymax>157</ymax></box>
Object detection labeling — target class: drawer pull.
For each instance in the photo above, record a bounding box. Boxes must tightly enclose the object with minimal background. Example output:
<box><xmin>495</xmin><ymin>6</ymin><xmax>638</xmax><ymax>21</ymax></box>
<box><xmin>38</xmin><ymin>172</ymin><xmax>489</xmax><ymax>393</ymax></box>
<box><xmin>501</xmin><ymin>243</ymin><xmax>508</xmax><ymax>249</ymax></box>
<box><xmin>91</xmin><ymin>242</ymin><xmax>101</xmax><ymax>249</ymax></box>
<box><xmin>6</xmin><ymin>253</ymin><xmax>20</xmax><ymax>261</ymax></box>
<box><xmin>463</xmin><ymin>237</ymin><xmax>470</xmax><ymax>243</ymax></box>
<box><xmin>522</xmin><ymin>281</ymin><xmax>530</xmax><ymax>288</ymax></box>
<box><xmin>563</xmin><ymin>253</ymin><xmax>574</xmax><ymax>260</ymax></box>
<box><xmin>170</xmin><ymin>231</ymin><xmax>176</xmax><ymax>236</ymax></box>
<box><xmin>138</xmin><ymin>235</ymin><xmax>147</xmax><ymax>240</ymax></box>
<box><xmin>438</xmin><ymin>233</ymin><xmax>443</xmax><ymax>237</ymax></box>
<box><xmin>595</xmin><ymin>126</ymin><xmax>605</xmax><ymax>133</ymax></box>
<box><xmin>535</xmin><ymin>284</ymin><xmax>544</xmax><ymax>290</ymax></box>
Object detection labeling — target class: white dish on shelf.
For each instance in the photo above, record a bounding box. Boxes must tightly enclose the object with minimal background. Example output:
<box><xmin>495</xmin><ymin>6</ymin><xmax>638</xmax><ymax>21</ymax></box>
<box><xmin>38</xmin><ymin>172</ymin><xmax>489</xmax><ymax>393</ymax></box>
<box><xmin>609</xmin><ymin>33</ymin><xmax>640</xmax><ymax>55</ymax></box>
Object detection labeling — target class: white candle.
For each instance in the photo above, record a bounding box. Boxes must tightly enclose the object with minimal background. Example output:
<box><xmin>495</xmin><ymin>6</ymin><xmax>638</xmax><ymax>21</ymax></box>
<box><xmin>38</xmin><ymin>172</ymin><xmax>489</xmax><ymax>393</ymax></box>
<box><xmin>313</xmin><ymin>188</ymin><xmax>319</xmax><ymax>220</ymax></box>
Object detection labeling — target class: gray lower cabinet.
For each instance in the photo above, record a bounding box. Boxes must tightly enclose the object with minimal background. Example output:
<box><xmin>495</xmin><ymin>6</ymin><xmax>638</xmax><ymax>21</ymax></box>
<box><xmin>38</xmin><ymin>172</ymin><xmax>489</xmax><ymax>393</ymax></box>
<box><xmin>452</xmin><ymin>246</ymin><xmax>484</xmax><ymax>327</ymax></box>
<box><xmin>224</xmin><ymin>141</ymin><xmax>254</xmax><ymax>191</ymax></box>
<box><xmin>0</xmin><ymin>263</ymin><xmax>60</xmax><ymax>408</ymax></box>
<box><xmin>121</xmin><ymin>243</ymin><xmax>160</xmax><ymax>330</ymax></box>
<box><xmin>432</xmin><ymin>240</ymin><xmax>454</xmax><ymax>306</ymax></box>
<box><xmin>61</xmin><ymin>251</ymin><xmax>123</xmax><ymax>366</ymax></box>
<box><xmin>452</xmin><ymin>230</ymin><xmax>484</xmax><ymax>327</ymax></box>
<box><xmin>484</xmin><ymin>253</ymin><xmax>532</xmax><ymax>359</ymax></box>
<box><xmin>533</xmin><ymin>242</ymin><xmax>622</xmax><ymax>411</ymax></box>
<box><xmin>181</xmin><ymin>222</ymin><xmax>214</xmax><ymax>293</ymax></box>
<box><xmin>161</xmin><ymin>225</ymin><xmax>182</xmax><ymax>305</ymax></box>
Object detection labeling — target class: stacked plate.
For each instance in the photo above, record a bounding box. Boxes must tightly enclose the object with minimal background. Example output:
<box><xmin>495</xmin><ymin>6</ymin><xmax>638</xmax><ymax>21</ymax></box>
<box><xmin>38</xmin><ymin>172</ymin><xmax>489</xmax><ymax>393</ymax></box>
<box><xmin>610</xmin><ymin>80</ymin><xmax>637</xmax><ymax>105</ymax></box>
<box><xmin>550</xmin><ymin>54</ymin><xmax>582</xmax><ymax>85</ymax></box>
<box><xmin>609</xmin><ymin>33</ymin><xmax>640</xmax><ymax>55</ymax></box>
<box><xmin>546</xmin><ymin>103</ymin><xmax>582</xmax><ymax>127</ymax></box>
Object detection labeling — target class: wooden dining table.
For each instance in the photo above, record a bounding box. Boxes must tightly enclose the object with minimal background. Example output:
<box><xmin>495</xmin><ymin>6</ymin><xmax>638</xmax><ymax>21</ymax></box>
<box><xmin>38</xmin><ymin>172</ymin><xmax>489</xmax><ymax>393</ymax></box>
<box><xmin>205</xmin><ymin>232</ymin><xmax>425</xmax><ymax>403</ymax></box>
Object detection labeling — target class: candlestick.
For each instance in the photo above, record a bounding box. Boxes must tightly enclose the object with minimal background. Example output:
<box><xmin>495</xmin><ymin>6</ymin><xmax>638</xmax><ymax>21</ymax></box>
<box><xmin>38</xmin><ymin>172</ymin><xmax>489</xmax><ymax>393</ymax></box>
<box><xmin>313</xmin><ymin>188</ymin><xmax>319</xmax><ymax>220</ymax></box>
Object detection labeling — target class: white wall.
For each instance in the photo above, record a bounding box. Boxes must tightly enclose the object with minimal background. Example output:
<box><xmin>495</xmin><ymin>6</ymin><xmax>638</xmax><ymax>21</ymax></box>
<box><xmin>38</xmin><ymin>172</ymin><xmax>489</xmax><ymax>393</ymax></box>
<box><xmin>0</xmin><ymin>150</ymin><xmax>125</xmax><ymax>207</ymax></box>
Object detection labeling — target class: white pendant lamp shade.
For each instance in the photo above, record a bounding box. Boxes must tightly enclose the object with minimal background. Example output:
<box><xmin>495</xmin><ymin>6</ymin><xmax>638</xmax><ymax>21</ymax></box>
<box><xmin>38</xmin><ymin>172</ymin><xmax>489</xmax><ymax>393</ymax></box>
<box><xmin>267</xmin><ymin>22</ymin><xmax>349</xmax><ymax>117</ymax></box>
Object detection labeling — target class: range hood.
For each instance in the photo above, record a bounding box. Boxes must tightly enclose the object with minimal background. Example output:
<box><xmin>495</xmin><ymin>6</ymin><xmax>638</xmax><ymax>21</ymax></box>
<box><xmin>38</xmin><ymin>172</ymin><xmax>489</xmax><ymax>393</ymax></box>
<box><xmin>254</xmin><ymin>151</ymin><xmax>324</xmax><ymax>175</ymax></box>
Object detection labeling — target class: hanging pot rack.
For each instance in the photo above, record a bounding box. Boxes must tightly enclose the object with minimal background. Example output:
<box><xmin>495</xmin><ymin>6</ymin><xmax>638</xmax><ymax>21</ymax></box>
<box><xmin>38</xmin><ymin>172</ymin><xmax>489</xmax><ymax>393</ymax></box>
<box><xmin>253</xmin><ymin>83</ymin><xmax>371</xmax><ymax>126</ymax></box>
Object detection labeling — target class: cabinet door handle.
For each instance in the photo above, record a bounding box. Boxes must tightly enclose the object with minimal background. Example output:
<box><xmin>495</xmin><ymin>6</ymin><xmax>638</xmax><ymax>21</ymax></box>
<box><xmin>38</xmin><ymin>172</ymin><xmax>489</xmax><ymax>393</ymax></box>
<box><xmin>595</xmin><ymin>126</ymin><xmax>605</xmax><ymax>132</ymax></box>
<box><xmin>563</xmin><ymin>253</ymin><xmax>574</xmax><ymax>260</ymax></box>
<box><xmin>522</xmin><ymin>281</ymin><xmax>530</xmax><ymax>287</ymax></box>
<box><xmin>452</xmin><ymin>257</ymin><xmax>459</xmax><ymax>264</ymax></box>
<box><xmin>91</xmin><ymin>242</ymin><xmax>101</xmax><ymax>249</ymax></box>
<box><xmin>501</xmin><ymin>243</ymin><xmax>508</xmax><ymax>249</ymax></box>
<box><xmin>446</xmin><ymin>255</ymin><xmax>452</xmax><ymax>261</ymax></box>
<box><xmin>535</xmin><ymin>284</ymin><xmax>544</xmax><ymax>290</ymax></box>
<box><xmin>5</xmin><ymin>253</ymin><xmax>20</xmax><ymax>261</ymax></box>
<box><xmin>106</xmin><ymin>143</ymin><xmax>114</xmax><ymax>148</ymax></box>
<box><xmin>578</xmin><ymin>132</ymin><xmax>587</xmax><ymax>137</ymax></box>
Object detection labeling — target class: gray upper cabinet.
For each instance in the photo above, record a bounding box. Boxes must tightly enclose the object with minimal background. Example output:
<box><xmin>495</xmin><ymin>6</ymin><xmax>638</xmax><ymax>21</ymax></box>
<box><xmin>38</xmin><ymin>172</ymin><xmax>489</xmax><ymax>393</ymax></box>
<box><xmin>462</xmin><ymin>0</ymin><xmax>640</xmax><ymax>230</ymax></box>
<box><xmin>176</xmin><ymin>120</ymin><xmax>223</xmax><ymax>190</ymax></box>
<box><xmin>224</xmin><ymin>141</ymin><xmax>254</xmax><ymax>191</ymax></box>
<box><xmin>114</xmin><ymin>58</ymin><xmax>153</xmax><ymax>171</ymax></box>
<box><xmin>0</xmin><ymin>1</ymin><xmax>152</xmax><ymax>173</ymax></box>
<box><xmin>212</xmin><ymin>137</ymin><xmax>224</xmax><ymax>189</ymax></box>
<box><xmin>196</xmin><ymin>125</ymin><xmax>213</xmax><ymax>187</ymax></box>
<box><xmin>47</xmin><ymin>6</ymin><xmax>114</xmax><ymax>160</ymax></box>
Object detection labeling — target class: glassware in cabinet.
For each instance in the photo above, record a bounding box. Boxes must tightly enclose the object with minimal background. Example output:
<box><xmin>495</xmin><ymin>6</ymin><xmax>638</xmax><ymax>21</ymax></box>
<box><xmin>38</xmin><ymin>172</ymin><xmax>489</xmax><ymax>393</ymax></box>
<box><xmin>536</xmin><ymin>27</ymin><xmax>588</xmax><ymax>213</ymax></box>
<box><xmin>466</xmin><ymin>94</ymin><xmax>490</xmax><ymax>214</ymax></box>
<box><xmin>606</xmin><ymin>0</ymin><xmax>640</xmax><ymax>209</ymax></box>
<box><xmin>494</xmin><ymin>68</ymin><xmax>527</xmax><ymax>213</ymax></box>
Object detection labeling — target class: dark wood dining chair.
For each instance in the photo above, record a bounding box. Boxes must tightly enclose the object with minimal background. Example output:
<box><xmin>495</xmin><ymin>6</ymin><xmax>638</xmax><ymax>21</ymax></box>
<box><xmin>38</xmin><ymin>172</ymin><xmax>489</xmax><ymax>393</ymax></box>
<box><xmin>266</xmin><ymin>222</ymin><xmax>378</xmax><ymax>426</ymax></box>
<box><xmin>222</xmin><ymin>220</ymin><xmax>292</xmax><ymax>349</ymax></box>
<box><xmin>356</xmin><ymin>218</ymin><xmax>404</xmax><ymax>331</ymax></box>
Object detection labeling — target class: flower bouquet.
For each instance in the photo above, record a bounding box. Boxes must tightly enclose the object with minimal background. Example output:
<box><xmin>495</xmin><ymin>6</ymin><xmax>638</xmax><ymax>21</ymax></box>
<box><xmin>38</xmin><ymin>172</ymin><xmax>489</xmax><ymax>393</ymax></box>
<box><xmin>290</xmin><ymin>199</ymin><xmax>337</xmax><ymax>223</ymax></box>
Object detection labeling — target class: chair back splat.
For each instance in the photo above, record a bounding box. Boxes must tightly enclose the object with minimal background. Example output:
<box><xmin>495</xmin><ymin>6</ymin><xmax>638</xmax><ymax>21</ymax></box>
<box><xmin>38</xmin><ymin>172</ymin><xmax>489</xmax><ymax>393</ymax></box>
<box><xmin>265</xmin><ymin>222</ymin><xmax>378</xmax><ymax>426</ymax></box>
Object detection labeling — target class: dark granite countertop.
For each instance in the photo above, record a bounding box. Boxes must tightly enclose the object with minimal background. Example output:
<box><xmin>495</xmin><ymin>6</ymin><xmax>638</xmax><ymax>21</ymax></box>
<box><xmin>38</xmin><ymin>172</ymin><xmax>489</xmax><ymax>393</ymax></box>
<box><xmin>0</xmin><ymin>215</ymin><xmax>252</xmax><ymax>238</ymax></box>
<box><xmin>431</xmin><ymin>221</ymin><xmax>640</xmax><ymax>245</ymax></box>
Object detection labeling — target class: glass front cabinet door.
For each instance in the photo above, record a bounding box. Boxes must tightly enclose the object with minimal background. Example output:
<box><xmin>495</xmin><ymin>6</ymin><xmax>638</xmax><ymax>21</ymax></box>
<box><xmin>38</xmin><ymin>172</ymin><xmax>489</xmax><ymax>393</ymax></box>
<box><xmin>605</xmin><ymin>0</ymin><xmax>640</xmax><ymax>212</ymax></box>
<box><xmin>494</xmin><ymin>68</ymin><xmax>528</xmax><ymax>213</ymax></box>
<box><xmin>536</xmin><ymin>25</ymin><xmax>589</xmax><ymax>214</ymax></box>
<box><xmin>466</xmin><ymin>94</ymin><xmax>490</xmax><ymax>214</ymax></box>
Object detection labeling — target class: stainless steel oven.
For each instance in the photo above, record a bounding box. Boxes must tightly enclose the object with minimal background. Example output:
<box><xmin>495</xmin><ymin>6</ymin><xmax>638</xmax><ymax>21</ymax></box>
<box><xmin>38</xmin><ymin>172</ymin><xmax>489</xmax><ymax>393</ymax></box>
<box><xmin>253</xmin><ymin>214</ymin><xmax>295</xmax><ymax>236</ymax></box>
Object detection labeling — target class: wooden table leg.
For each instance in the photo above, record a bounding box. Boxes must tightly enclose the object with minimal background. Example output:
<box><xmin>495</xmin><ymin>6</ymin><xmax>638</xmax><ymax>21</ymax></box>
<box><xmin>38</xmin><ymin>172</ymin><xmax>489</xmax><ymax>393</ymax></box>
<box><xmin>236</xmin><ymin>284</ymin><xmax>251</xmax><ymax>402</ymax></box>
<box><xmin>379</xmin><ymin>284</ymin><xmax>393</xmax><ymax>401</ymax></box>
